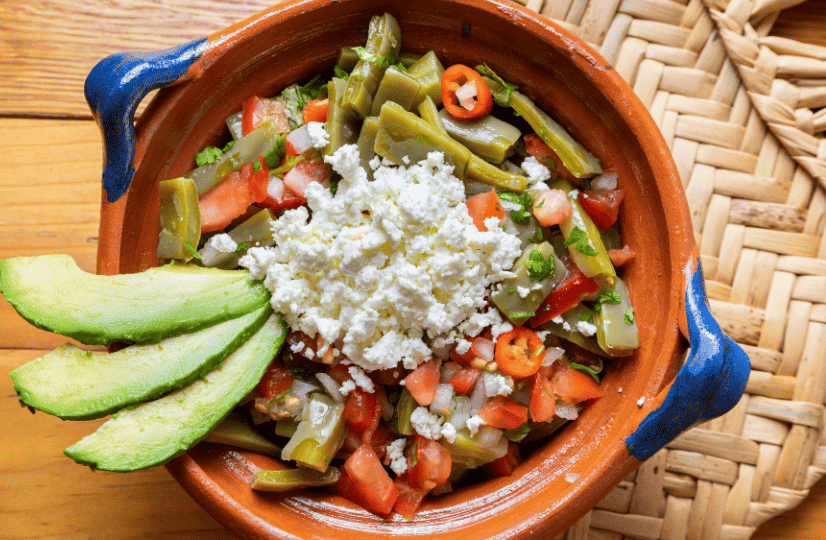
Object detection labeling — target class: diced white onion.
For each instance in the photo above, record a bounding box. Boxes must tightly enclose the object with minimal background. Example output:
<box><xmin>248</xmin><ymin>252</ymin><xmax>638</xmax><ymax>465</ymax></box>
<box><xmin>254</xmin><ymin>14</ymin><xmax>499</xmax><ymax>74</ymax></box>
<box><xmin>591</xmin><ymin>172</ymin><xmax>618</xmax><ymax>190</ymax></box>
<box><xmin>286</xmin><ymin>123</ymin><xmax>311</xmax><ymax>154</ymax></box>
<box><xmin>315</xmin><ymin>373</ymin><xmax>342</xmax><ymax>402</ymax></box>
<box><xmin>476</xmin><ymin>426</ymin><xmax>503</xmax><ymax>449</ymax></box>
<box><xmin>449</xmin><ymin>396</ymin><xmax>471</xmax><ymax>429</ymax></box>
<box><xmin>469</xmin><ymin>379</ymin><xmax>488</xmax><ymax>413</ymax></box>
<box><xmin>543</xmin><ymin>346</ymin><xmax>566</xmax><ymax>366</ymax></box>
<box><xmin>470</xmin><ymin>337</ymin><xmax>495</xmax><ymax>363</ymax></box>
<box><xmin>555</xmin><ymin>402</ymin><xmax>579</xmax><ymax>420</ymax></box>
<box><xmin>430</xmin><ymin>383</ymin><xmax>455</xmax><ymax>416</ymax></box>
<box><xmin>439</xmin><ymin>362</ymin><xmax>463</xmax><ymax>384</ymax></box>
<box><xmin>455</xmin><ymin>80</ymin><xmax>478</xmax><ymax>110</ymax></box>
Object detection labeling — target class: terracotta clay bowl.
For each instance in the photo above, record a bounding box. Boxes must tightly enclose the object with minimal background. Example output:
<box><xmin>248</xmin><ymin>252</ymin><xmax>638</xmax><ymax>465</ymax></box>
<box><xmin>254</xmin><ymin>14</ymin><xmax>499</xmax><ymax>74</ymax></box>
<box><xmin>87</xmin><ymin>0</ymin><xmax>750</xmax><ymax>537</ymax></box>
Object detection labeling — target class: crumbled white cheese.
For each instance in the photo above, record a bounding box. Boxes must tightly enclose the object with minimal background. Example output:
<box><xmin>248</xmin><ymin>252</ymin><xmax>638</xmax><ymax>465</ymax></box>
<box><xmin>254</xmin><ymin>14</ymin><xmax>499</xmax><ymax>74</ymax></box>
<box><xmin>307</xmin><ymin>398</ymin><xmax>330</xmax><ymax>424</ymax></box>
<box><xmin>306</xmin><ymin>121</ymin><xmax>330</xmax><ymax>149</ymax></box>
<box><xmin>562</xmin><ymin>320</ymin><xmax>572</xmax><ymax>332</ymax></box>
<box><xmin>240</xmin><ymin>145</ymin><xmax>521</xmax><ymax>372</ymax></box>
<box><xmin>410</xmin><ymin>406</ymin><xmax>444</xmax><ymax>439</ymax></box>
<box><xmin>466</xmin><ymin>414</ymin><xmax>486</xmax><ymax>436</ymax></box>
<box><xmin>551</xmin><ymin>316</ymin><xmax>564</xmax><ymax>324</ymax></box>
<box><xmin>338</xmin><ymin>380</ymin><xmax>356</xmax><ymax>397</ymax></box>
<box><xmin>637</xmin><ymin>396</ymin><xmax>646</xmax><ymax>407</ymax></box>
<box><xmin>385</xmin><ymin>438</ymin><xmax>408</xmax><ymax>476</ymax></box>
<box><xmin>206</xmin><ymin>233</ymin><xmax>238</xmax><ymax>254</ymax></box>
<box><xmin>482</xmin><ymin>372</ymin><xmax>513</xmax><ymax>397</ymax></box>
<box><xmin>440</xmin><ymin>421</ymin><xmax>457</xmax><ymax>444</ymax></box>
<box><xmin>576</xmin><ymin>320</ymin><xmax>598</xmax><ymax>337</ymax></box>
<box><xmin>521</xmin><ymin>156</ymin><xmax>551</xmax><ymax>192</ymax></box>
<box><xmin>348</xmin><ymin>366</ymin><xmax>375</xmax><ymax>393</ymax></box>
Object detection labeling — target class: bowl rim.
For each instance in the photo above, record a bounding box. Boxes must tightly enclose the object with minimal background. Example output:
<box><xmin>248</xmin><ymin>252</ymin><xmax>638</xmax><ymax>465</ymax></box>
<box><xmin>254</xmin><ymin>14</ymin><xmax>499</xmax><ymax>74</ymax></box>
<box><xmin>96</xmin><ymin>0</ymin><xmax>695</xmax><ymax>537</ymax></box>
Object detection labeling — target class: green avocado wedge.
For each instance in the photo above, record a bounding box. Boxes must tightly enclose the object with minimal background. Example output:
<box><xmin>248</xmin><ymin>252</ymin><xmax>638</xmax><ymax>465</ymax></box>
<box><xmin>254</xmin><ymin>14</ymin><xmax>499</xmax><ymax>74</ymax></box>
<box><xmin>10</xmin><ymin>305</ymin><xmax>272</xmax><ymax>420</ymax></box>
<box><xmin>0</xmin><ymin>254</ymin><xmax>270</xmax><ymax>345</ymax></box>
<box><xmin>64</xmin><ymin>313</ymin><xmax>287</xmax><ymax>472</ymax></box>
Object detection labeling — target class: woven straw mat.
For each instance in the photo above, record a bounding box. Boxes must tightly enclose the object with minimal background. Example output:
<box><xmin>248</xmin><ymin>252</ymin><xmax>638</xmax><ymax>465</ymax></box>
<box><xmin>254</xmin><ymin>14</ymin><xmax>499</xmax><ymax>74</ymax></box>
<box><xmin>506</xmin><ymin>0</ymin><xmax>826</xmax><ymax>539</ymax></box>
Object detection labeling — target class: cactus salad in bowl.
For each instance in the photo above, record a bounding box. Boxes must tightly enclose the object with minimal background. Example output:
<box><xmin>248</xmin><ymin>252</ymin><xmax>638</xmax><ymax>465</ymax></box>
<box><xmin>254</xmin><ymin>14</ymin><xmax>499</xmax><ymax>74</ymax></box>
<box><xmin>3</xmin><ymin>12</ymin><xmax>639</xmax><ymax>521</ymax></box>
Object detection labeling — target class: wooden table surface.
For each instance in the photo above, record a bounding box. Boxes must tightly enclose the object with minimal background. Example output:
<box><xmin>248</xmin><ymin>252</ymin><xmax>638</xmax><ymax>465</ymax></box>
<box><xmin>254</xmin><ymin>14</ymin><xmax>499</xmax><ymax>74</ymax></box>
<box><xmin>2</xmin><ymin>1</ymin><xmax>825</xmax><ymax>538</ymax></box>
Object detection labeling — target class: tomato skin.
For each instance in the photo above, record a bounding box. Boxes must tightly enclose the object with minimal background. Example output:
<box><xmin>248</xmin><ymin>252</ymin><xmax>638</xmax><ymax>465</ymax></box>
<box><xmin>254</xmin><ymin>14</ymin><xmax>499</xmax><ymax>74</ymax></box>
<box><xmin>198</xmin><ymin>162</ymin><xmax>257</xmax><ymax>233</ymax></box>
<box><xmin>465</xmin><ymin>189</ymin><xmax>504</xmax><ymax>231</ymax></box>
<box><xmin>449</xmin><ymin>366</ymin><xmax>482</xmax><ymax>395</ymax></box>
<box><xmin>259</xmin><ymin>176</ymin><xmax>307</xmax><ymax>213</ymax></box>
<box><xmin>393</xmin><ymin>477</ymin><xmax>429</xmax><ymax>520</ymax></box>
<box><xmin>441</xmin><ymin>64</ymin><xmax>493</xmax><ymax>120</ymax></box>
<box><xmin>530</xmin><ymin>268</ymin><xmax>600</xmax><ymax>327</ymax></box>
<box><xmin>339</xmin><ymin>444</ymin><xmax>399</xmax><ymax>516</ymax></box>
<box><xmin>552</xmin><ymin>361</ymin><xmax>604</xmax><ymax>404</ymax></box>
<box><xmin>495</xmin><ymin>327</ymin><xmax>545</xmax><ymax>379</ymax></box>
<box><xmin>249</xmin><ymin>156</ymin><xmax>269</xmax><ymax>203</ymax></box>
<box><xmin>530</xmin><ymin>372</ymin><xmax>556</xmax><ymax>422</ymax></box>
<box><xmin>407</xmin><ymin>435</ymin><xmax>452</xmax><ymax>491</ymax></box>
<box><xmin>255</xmin><ymin>359</ymin><xmax>295</xmax><ymax>400</ymax></box>
<box><xmin>483</xmin><ymin>443</ymin><xmax>521</xmax><ymax>477</ymax></box>
<box><xmin>403</xmin><ymin>359</ymin><xmax>440</xmax><ymax>406</ymax></box>
<box><xmin>283</xmin><ymin>159</ymin><xmax>333</xmax><ymax>198</ymax></box>
<box><xmin>523</xmin><ymin>133</ymin><xmax>578</xmax><ymax>184</ymax></box>
<box><xmin>344</xmin><ymin>387</ymin><xmax>378</xmax><ymax>433</ymax></box>
<box><xmin>477</xmin><ymin>396</ymin><xmax>529</xmax><ymax>430</ymax></box>
<box><xmin>577</xmin><ymin>189</ymin><xmax>624</xmax><ymax>231</ymax></box>
<box><xmin>302</xmin><ymin>98</ymin><xmax>329</xmax><ymax>124</ymax></box>
<box><xmin>241</xmin><ymin>95</ymin><xmax>290</xmax><ymax>136</ymax></box>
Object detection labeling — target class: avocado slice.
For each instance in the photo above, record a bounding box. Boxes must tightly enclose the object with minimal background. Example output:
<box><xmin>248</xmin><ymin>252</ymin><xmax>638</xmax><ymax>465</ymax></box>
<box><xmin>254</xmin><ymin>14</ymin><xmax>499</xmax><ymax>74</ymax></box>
<box><xmin>10</xmin><ymin>304</ymin><xmax>272</xmax><ymax>420</ymax></box>
<box><xmin>64</xmin><ymin>313</ymin><xmax>287</xmax><ymax>471</ymax></box>
<box><xmin>0</xmin><ymin>254</ymin><xmax>270</xmax><ymax>345</ymax></box>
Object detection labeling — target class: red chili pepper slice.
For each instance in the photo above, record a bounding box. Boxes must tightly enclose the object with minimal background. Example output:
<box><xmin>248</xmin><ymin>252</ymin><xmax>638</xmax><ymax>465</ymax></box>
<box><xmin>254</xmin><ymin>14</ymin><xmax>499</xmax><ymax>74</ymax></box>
<box><xmin>494</xmin><ymin>327</ymin><xmax>545</xmax><ymax>379</ymax></box>
<box><xmin>440</xmin><ymin>64</ymin><xmax>493</xmax><ymax>120</ymax></box>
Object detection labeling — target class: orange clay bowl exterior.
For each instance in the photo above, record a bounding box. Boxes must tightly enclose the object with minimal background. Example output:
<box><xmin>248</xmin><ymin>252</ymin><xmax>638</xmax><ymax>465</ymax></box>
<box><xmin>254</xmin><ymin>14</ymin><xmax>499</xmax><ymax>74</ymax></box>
<box><xmin>95</xmin><ymin>0</ymin><xmax>698</xmax><ymax>537</ymax></box>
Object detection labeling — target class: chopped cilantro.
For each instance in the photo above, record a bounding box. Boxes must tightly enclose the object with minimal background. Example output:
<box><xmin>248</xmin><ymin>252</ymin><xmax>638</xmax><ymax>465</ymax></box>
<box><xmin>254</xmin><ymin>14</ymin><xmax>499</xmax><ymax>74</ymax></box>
<box><xmin>535</xmin><ymin>199</ymin><xmax>545</xmax><ymax>209</ymax></box>
<box><xmin>271</xmin><ymin>155</ymin><xmax>305</xmax><ymax>176</ymax></box>
<box><xmin>194</xmin><ymin>146</ymin><xmax>223</xmax><ymax>167</ymax></box>
<box><xmin>222</xmin><ymin>140</ymin><xmax>236</xmax><ymax>153</ymax></box>
<box><xmin>527</xmin><ymin>227</ymin><xmax>543</xmax><ymax>244</ymax></box>
<box><xmin>334</xmin><ymin>65</ymin><xmax>350</xmax><ymax>79</ymax></box>
<box><xmin>542</xmin><ymin>156</ymin><xmax>556</xmax><ymax>169</ymax></box>
<box><xmin>569</xmin><ymin>361</ymin><xmax>601</xmax><ymax>383</ymax></box>
<box><xmin>564</xmin><ymin>226</ymin><xmax>599</xmax><ymax>256</ymax></box>
<box><xmin>499</xmin><ymin>191</ymin><xmax>533</xmax><ymax>224</ymax></box>
<box><xmin>415</xmin><ymin>134</ymin><xmax>431</xmax><ymax>145</ymax></box>
<box><xmin>269</xmin><ymin>389</ymin><xmax>292</xmax><ymax>406</ymax></box>
<box><xmin>593</xmin><ymin>290</ymin><xmax>621</xmax><ymax>313</ymax></box>
<box><xmin>235</xmin><ymin>241</ymin><xmax>250</xmax><ymax>253</ymax></box>
<box><xmin>579</xmin><ymin>310</ymin><xmax>593</xmax><ymax>322</ymax></box>
<box><xmin>525</xmin><ymin>249</ymin><xmax>555</xmax><ymax>282</ymax></box>
<box><xmin>503</xmin><ymin>424</ymin><xmax>531</xmax><ymax>443</ymax></box>
<box><xmin>262</xmin><ymin>133</ymin><xmax>288</xmax><ymax>169</ymax></box>
<box><xmin>508</xmin><ymin>288</ymin><xmax>517</xmax><ymax>294</ymax></box>
<box><xmin>252</xmin><ymin>159</ymin><xmax>262</xmax><ymax>173</ymax></box>
<box><xmin>539</xmin><ymin>126</ymin><xmax>551</xmax><ymax>145</ymax></box>
<box><xmin>510</xmin><ymin>311</ymin><xmax>536</xmax><ymax>319</ymax></box>
<box><xmin>474</xmin><ymin>64</ymin><xmax>518</xmax><ymax>107</ymax></box>
<box><xmin>351</xmin><ymin>46</ymin><xmax>392</xmax><ymax>69</ymax></box>
<box><xmin>624</xmin><ymin>306</ymin><xmax>635</xmax><ymax>324</ymax></box>
<box><xmin>394</xmin><ymin>62</ymin><xmax>408</xmax><ymax>72</ymax></box>
<box><xmin>183</xmin><ymin>239</ymin><xmax>202</xmax><ymax>260</ymax></box>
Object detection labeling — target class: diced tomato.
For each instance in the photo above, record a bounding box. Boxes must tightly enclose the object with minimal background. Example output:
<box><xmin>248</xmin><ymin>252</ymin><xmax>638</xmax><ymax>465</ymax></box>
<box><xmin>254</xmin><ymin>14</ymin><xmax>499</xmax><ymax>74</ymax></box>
<box><xmin>339</xmin><ymin>443</ymin><xmax>399</xmax><ymax>516</ymax></box>
<box><xmin>477</xmin><ymin>396</ymin><xmax>528</xmax><ymax>430</ymax></box>
<box><xmin>465</xmin><ymin>189</ymin><xmax>505</xmax><ymax>231</ymax></box>
<box><xmin>403</xmin><ymin>359</ymin><xmax>440</xmax><ymax>406</ymax></box>
<box><xmin>249</xmin><ymin>156</ymin><xmax>269</xmax><ymax>203</ymax></box>
<box><xmin>530</xmin><ymin>372</ymin><xmax>556</xmax><ymax>422</ymax></box>
<box><xmin>449</xmin><ymin>366</ymin><xmax>482</xmax><ymax>395</ymax></box>
<box><xmin>370</xmin><ymin>424</ymin><xmax>394</xmax><ymax>458</ymax></box>
<box><xmin>551</xmin><ymin>361</ymin><xmax>604</xmax><ymax>404</ymax></box>
<box><xmin>255</xmin><ymin>359</ymin><xmax>295</xmax><ymax>400</ymax></box>
<box><xmin>530</xmin><ymin>268</ymin><xmax>600</xmax><ymax>327</ymax></box>
<box><xmin>577</xmin><ymin>189</ymin><xmax>624</xmax><ymax>231</ymax></box>
<box><xmin>608</xmin><ymin>244</ymin><xmax>636</xmax><ymax>266</ymax></box>
<box><xmin>344</xmin><ymin>387</ymin><xmax>378</xmax><ymax>433</ymax></box>
<box><xmin>494</xmin><ymin>327</ymin><xmax>545</xmax><ymax>379</ymax></box>
<box><xmin>241</xmin><ymin>95</ymin><xmax>290</xmax><ymax>136</ymax></box>
<box><xmin>524</xmin><ymin>133</ymin><xmax>578</xmax><ymax>184</ymax></box>
<box><xmin>441</xmin><ymin>64</ymin><xmax>493</xmax><ymax>120</ymax></box>
<box><xmin>483</xmin><ymin>443</ymin><xmax>521</xmax><ymax>477</ymax></box>
<box><xmin>198</xmin><ymin>162</ymin><xmax>256</xmax><ymax>233</ymax></box>
<box><xmin>393</xmin><ymin>477</ymin><xmax>429</xmax><ymax>520</ymax></box>
<box><xmin>532</xmin><ymin>189</ymin><xmax>572</xmax><ymax>227</ymax></box>
<box><xmin>283</xmin><ymin>159</ymin><xmax>333</xmax><ymax>197</ymax></box>
<box><xmin>259</xmin><ymin>175</ymin><xmax>307</xmax><ymax>213</ymax></box>
<box><xmin>324</xmin><ymin>363</ymin><xmax>352</xmax><ymax>385</ymax></box>
<box><xmin>407</xmin><ymin>435</ymin><xmax>452</xmax><ymax>491</ymax></box>
<box><xmin>302</xmin><ymin>98</ymin><xmax>329</xmax><ymax>124</ymax></box>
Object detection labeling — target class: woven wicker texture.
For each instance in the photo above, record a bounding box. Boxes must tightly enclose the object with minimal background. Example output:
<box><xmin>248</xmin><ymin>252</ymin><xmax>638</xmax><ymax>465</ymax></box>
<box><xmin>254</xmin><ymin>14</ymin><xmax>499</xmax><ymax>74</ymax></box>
<box><xmin>508</xmin><ymin>0</ymin><xmax>826</xmax><ymax>538</ymax></box>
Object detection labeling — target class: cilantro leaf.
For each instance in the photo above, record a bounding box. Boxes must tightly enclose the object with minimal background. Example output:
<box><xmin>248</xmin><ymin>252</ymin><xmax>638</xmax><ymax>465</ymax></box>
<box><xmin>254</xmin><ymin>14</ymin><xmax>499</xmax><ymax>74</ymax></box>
<box><xmin>415</xmin><ymin>134</ymin><xmax>431</xmax><ymax>145</ymax></box>
<box><xmin>569</xmin><ymin>361</ymin><xmax>601</xmax><ymax>383</ymax></box>
<box><xmin>525</xmin><ymin>249</ymin><xmax>555</xmax><ymax>282</ymax></box>
<box><xmin>528</xmin><ymin>227</ymin><xmax>543</xmax><ymax>244</ymax></box>
<box><xmin>194</xmin><ymin>146</ymin><xmax>223</xmax><ymax>167</ymax></box>
<box><xmin>235</xmin><ymin>241</ymin><xmax>250</xmax><ymax>253</ymax></box>
<box><xmin>474</xmin><ymin>64</ymin><xmax>518</xmax><ymax>107</ymax></box>
<box><xmin>271</xmin><ymin>155</ymin><xmax>305</xmax><ymax>176</ymax></box>
<box><xmin>183</xmin><ymin>239</ymin><xmax>202</xmax><ymax>260</ymax></box>
<box><xmin>499</xmin><ymin>191</ymin><xmax>534</xmax><ymax>225</ymax></box>
<box><xmin>222</xmin><ymin>140</ymin><xmax>236</xmax><ymax>153</ymax></box>
<box><xmin>262</xmin><ymin>133</ymin><xmax>287</xmax><ymax>169</ymax></box>
<box><xmin>564</xmin><ymin>226</ymin><xmax>599</xmax><ymax>256</ymax></box>
<box><xmin>252</xmin><ymin>159</ymin><xmax>262</xmax><ymax>173</ymax></box>
<box><xmin>351</xmin><ymin>46</ymin><xmax>391</xmax><ymax>69</ymax></box>
<box><xmin>579</xmin><ymin>310</ymin><xmax>593</xmax><ymax>322</ymax></box>
<box><xmin>593</xmin><ymin>290</ymin><xmax>621</xmax><ymax>313</ymax></box>
<box><xmin>334</xmin><ymin>65</ymin><xmax>350</xmax><ymax>80</ymax></box>
<box><xmin>624</xmin><ymin>306</ymin><xmax>635</xmax><ymax>324</ymax></box>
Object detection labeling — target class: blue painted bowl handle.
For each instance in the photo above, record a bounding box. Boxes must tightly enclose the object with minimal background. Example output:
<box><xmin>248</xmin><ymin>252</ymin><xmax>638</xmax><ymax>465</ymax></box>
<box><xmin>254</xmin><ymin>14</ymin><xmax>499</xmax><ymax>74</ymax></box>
<box><xmin>85</xmin><ymin>38</ymin><xmax>209</xmax><ymax>203</ymax></box>
<box><xmin>625</xmin><ymin>258</ymin><xmax>751</xmax><ymax>460</ymax></box>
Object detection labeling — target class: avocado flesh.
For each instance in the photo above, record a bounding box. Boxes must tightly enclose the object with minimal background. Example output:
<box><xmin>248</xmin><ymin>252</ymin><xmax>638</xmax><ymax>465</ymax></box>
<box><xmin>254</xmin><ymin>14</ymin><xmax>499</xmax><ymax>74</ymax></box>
<box><xmin>0</xmin><ymin>254</ymin><xmax>270</xmax><ymax>345</ymax></box>
<box><xmin>64</xmin><ymin>313</ymin><xmax>287</xmax><ymax>472</ymax></box>
<box><xmin>10</xmin><ymin>305</ymin><xmax>272</xmax><ymax>420</ymax></box>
